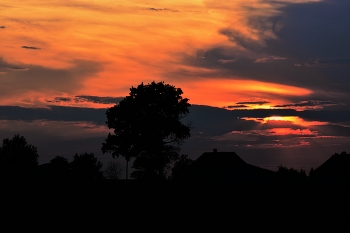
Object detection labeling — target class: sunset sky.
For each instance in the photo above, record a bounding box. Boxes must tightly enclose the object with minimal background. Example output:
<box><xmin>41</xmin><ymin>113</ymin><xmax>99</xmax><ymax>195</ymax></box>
<box><xmin>1</xmin><ymin>0</ymin><xmax>350</xmax><ymax>172</ymax></box>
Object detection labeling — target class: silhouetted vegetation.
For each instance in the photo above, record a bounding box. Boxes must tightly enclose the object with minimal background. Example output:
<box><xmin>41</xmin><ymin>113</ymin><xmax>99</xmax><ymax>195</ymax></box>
<box><xmin>0</xmin><ymin>133</ymin><xmax>349</xmax><ymax>231</ymax></box>
<box><xmin>70</xmin><ymin>153</ymin><xmax>104</xmax><ymax>181</ymax></box>
<box><xmin>170</xmin><ymin>154</ymin><xmax>194</xmax><ymax>180</ymax></box>
<box><xmin>104</xmin><ymin>160</ymin><xmax>123</xmax><ymax>179</ymax></box>
<box><xmin>0</xmin><ymin>134</ymin><xmax>38</xmax><ymax>179</ymax></box>
<box><xmin>276</xmin><ymin>165</ymin><xmax>307</xmax><ymax>183</ymax></box>
<box><xmin>101</xmin><ymin>81</ymin><xmax>191</xmax><ymax>180</ymax></box>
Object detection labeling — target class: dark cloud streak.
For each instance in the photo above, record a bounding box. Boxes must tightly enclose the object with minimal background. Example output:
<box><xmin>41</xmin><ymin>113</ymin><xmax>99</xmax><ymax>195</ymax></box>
<box><xmin>74</xmin><ymin>96</ymin><xmax>123</xmax><ymax>105</ymax></box>
<box><xmin>22</xmin><ymin>46</ymin><xmax>41</xmax><ymax>50</ymax></box>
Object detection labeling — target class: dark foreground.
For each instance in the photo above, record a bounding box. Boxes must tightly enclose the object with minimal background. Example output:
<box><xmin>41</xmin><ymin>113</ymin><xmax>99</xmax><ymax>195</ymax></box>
<box><xmin>1</xmin><ymin>179</ymin><xmax>350</xmax><ymax>232</ymax></box>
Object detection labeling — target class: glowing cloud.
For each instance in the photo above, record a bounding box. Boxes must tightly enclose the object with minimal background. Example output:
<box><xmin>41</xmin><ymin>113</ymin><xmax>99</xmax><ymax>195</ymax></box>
<box><xmin>242</xmin><ymin>116</ymin><xmax>328</xmax><ymax>127</ymax></box>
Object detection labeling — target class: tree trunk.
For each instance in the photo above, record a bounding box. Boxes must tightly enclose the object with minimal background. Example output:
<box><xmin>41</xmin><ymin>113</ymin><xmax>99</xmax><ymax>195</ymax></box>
<box><xmin>126</xmin><ymin>158</ymin><xmax>129</xmax><ymax>180</ymax></box>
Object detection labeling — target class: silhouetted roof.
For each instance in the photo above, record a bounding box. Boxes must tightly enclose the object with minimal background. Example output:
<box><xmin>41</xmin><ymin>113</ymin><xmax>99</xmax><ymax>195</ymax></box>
<box><xmin>185</xmin><ymin>151</ymin><xmax>276</xmax><ymax>183</ymax></box>
<box><xmin>310</xmin><ymin>152</ymin><xmax>350</xmax><ymax>183</ymax></box>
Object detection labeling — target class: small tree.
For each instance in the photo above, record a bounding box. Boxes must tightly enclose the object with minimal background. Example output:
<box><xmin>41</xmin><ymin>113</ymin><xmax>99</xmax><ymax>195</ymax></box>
<box><xmin>70</xmin><ymin>153</ymin><xmax>104</xmax><ymax>181</ymax></box>
<box><xmin>0</xmin><ymin>134</ymin><xmax>38</xmax><ymax>179</ymax></box>
<box><xmin>104</xmin><ymin>160</ymin><xmax>124</xmax><ymax>179</ymax></box>
<box><xmin>102</xmin><ymin>81</ymin><xmax>191</xmax><ymax>180</ymax></box>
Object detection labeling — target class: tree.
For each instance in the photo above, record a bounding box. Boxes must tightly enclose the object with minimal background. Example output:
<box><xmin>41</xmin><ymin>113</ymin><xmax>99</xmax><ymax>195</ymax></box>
<box><xmin>170</xmin><ymin>154</ymin><xmax>194</xmax><ymax>180</ymax></box>
<box><xmin>70</xmin><ymin>153</ymin><xmax>104</xmax><ymax>181</ymax></box>
<box><xmin>102</xmin><ymin>81</ymin><xmax>191</xmax><ymax>180</ymax></box>
<box><xmin>104</xmin><ymin>160</ymin><xmax>124</xmax><ymax>179</ymax></box>
<box><xmin>50</xmin><ymin>156</ymin><xmax>70</xmax><ymax>168</ymax></box>
<box><xmin>276</xmin><ymin>165</ymin><xmax>307</xmax><ymax>183</ymax></box>
<box><xmin>0</xmin><ymin>134</ymin><xmax>38</xmax><ymax>179</ymax></box>
<box><xmin>130</xmin><ymin>145</ymin><xmax>179</xmax><ymax>180</ymax></box>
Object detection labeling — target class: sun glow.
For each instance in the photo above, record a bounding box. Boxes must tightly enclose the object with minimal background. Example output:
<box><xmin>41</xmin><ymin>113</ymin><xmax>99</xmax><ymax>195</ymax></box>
<box><xmin>242</xmin><ymin>116</ymin><xmax>328</xmax><ymax>127</ymax></box>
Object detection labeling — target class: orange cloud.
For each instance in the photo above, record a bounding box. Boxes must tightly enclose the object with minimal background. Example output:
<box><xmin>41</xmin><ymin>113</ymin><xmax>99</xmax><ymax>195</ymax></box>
<box><xmin>0</xmin><ymin>0</ymin><xmax>321</xmax><ymax>108</ymax></box>
<box><xmin>179</xmin><ymin>79</ymin><xmax>312</xmax><ymax>107</ymax></box>
<box><xmin>242</xmin><ymin>116</ymin><xmax>328</xmax><ymax>127</ymax></box>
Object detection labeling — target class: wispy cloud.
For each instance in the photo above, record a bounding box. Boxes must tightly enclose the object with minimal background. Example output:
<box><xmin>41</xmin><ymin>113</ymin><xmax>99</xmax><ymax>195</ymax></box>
<box><xmin>305</xmin><ymin>58</ymin><xmax>350</xmax><ymax>67</ymax></box>
<box><xmin>274</xmin><ymin>100</ymin><xmax>339</xmax><ymax>110</ymax></box>
<box><xmin>22</xmin><ymin>46</ymin><xmax>41</xmax><ymax>50</ymax></box>
<box><xmin>147</xmin><ymin>8</ymin><xmax>179</xmax><ymax>12</ymax></box>
<box><xmin>7</xmin><ymin>67</ymin><xmax>29</xmax><ymax>71</ymax></box>
<box><xmin>254</xmin><ymin>56</ymin><xmax>287</xmax><ymax>63</ymax></box>
<box><xmin>218</xmin><ymin>59</ymin><xmax>237</xmax><ymax>64</ymax></box>
<box><xmin>236</xmin><ymin>101</ymin><xmax>270</xmax><ymax>105</ymax></box>
<box><xmin>46</xmin><ymin>97</ymin><xmax>72</xmax><ymax>103</ymax></box>
<box><xmin>45</xmin><ymin>95</ymin><xmax>123</xmax><ymax>108</ymax></box>
<box><xmin>227</xmin><ymin>105</ymin><xmax>248</xmax><ymax>109</ymax></box>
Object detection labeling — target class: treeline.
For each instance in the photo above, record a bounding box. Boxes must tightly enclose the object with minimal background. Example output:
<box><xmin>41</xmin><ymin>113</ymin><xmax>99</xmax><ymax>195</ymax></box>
<box><xmin>0</xmin><ymin>134</ymin><xmax>111</xmax><ymax>181</ymax></box>
<box><xmin>1</xmin><ymin>134</ymin><xmax>349</xmax><ymax>185</ymax></box>
<box><xmin>0</xmin><ymin>134</ymin><xmax>193</xmax><ymax>181</ymax></box>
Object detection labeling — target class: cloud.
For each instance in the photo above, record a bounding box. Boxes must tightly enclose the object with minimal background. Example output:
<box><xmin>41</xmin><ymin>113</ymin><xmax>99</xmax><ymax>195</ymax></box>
<box><xmin>22</xmin><ymin>46</ymin><xmax>41</xmax><ymax>50</ymax></box>
<box><xmin>254</xmin><ymin>56</ymin><xmax>287</xmax><ymax>63</ymax></box>
<box><xmin>219</xmin><ymin>28</ymin><xmax>264</xmax><ymax>51</ymax></box>
<box><xmin>236</xmin><ymin>101</ymin><xmax>270</xmax><ymax>105</ymax></box>
<box><xmin>0</xmin><ymin>26</ymin><xmax>5</xmax><ymax>29</ymax></box>
<box><xmin>0</xmin><ymin>105</ymin><xmax>106</xmax><ymax>125</ymax></box>
<box><xmin>218</xmin><ymin>59</ymin><xmax>236</xmax><ymax>64</ymax></box>
<box><xmin>299</xmin><ymin>110</ymin><xmax>350</xmax><ymax>124</ymax></box>
<box><xmin>46</xmin><ymin>97</ymin><xmax>72</xmax><ymax>103</ymax></box>
<box><xmin>147</xmin><ymin>8</ymin><xmax>179</xmax><ymax>12</ymax></box>
<box><xmin>7</xmin><ymin>67</ymin><xmax>29</xmax><ymax>71</ymax></box>
<box><xmin>74</xmin><ymin>96</ymin><xmax>124</xmax><ymax>105</ymax></box>
<box><xmin>305</xmin><ymin>58</ymin><xmax>350</xmax><ymax>67</ymax></box>
<box><xmin>0</xmin><ymin>104</ymin><xmax>349</xmax><ymax>168</ymax></box>
<box><xmin>0</xmin><ymin>58</ymin><xmax>103</xmax><ymax>106</ymax></box>
<box><xmin>274</xmin><ymin>100</ymin><xmax>339</xmax><ymax>110</ymax></box>
<box><xmin>227</xmin><ymin>105</ymin><xmax>248</xmax><ymax>109</ymax></box>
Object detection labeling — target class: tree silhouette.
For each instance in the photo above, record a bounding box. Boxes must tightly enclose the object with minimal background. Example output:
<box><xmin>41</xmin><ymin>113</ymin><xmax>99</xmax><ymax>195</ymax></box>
<box><xmin>50</xmin><ymin>156</ymin><xmax>69</xmax><ymax>168</ymax></box>
<box><xmin>130</xmin><ymin>146</ymin><xmax>179</xmax><ymax>180</ymax></box>
<box><xmin>170</xmin><ymin>154</ymin><xmax>194</xmax><ymax>180</ymax></box>
<box><xmin>104</xmin><ymin>160</ymin><xmax>123</xmax><ymax>179</ymax></box>
<box><xmin>276</xmin><ymin>165</ymin><xmax>307</xmax><ymax>183</ymax></box>
<box><xmin>0</xmin><ymin>134</ymin><xmax>38</xmax><ymax>179</ymax></box>
<box><xmin>102</xmin><ymin>81</ymin><xmax>191</xmax><ymax>180</ymax></box>
<box><xmin>70</xmin><ymin>153</ymin><xmax>104</xmax><ymax>181</ymax></box>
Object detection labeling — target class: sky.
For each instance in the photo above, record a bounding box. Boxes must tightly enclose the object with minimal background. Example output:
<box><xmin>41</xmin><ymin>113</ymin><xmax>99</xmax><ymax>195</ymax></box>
<box><xmin>1</xmin><ymin>0</ymin><xmax>350</xmax><ymax>173</ymax></box>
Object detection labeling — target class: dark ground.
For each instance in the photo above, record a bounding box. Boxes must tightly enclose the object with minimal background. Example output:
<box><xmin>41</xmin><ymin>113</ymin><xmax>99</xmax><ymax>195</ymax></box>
<box><xmin>1</xmin><ymin>179</ymin><xmax>350</xmax><ymax>232</ymax></box>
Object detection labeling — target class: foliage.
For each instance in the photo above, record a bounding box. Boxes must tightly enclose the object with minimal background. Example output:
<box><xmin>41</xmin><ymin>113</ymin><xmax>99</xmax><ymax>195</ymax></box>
<box><xmin>276</xmin><ymin>165</ymin><xmax>307</xmax><ymax>183</ymax></box>
<box><xmin>0</xmin><ymin>134</ymin><xmax>38</xmax><ymax>178</ymax></box>
<box><xmin>70</xmin><ymin>153</ymin><xmax>104</xmax><ymax>180</ymax></box>
<box><xmin>102</xmin><ymin>81</ymin><xmax>191</xmax><ymax>180</ymax></box>
<box><xmin>130</xmin><ymin>146</ymin><xmax>179</xmax><ymax>180</ymax></box>
<box><xmin>50</xmin><ymin>156</ymin><xmax>70</xmax><ymax>169</ymax></box>
<box><xmin>104</xmin><ymin>160</ymin><xmax>124</xmax><ymax>179</ymax></box>
<box><xmin>170</xmin><ymin>154</ymin><xmax>194</xmax><ymax>180</ymax></box>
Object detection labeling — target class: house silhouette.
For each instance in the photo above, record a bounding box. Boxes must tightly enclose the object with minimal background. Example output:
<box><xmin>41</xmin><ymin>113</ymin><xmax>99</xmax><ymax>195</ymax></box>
<box><xmin>183</xmin><ymin>149</ymin><xmax>276</xmax><ymax>184</ymax></box>
<box><xmin>309</xmin><ymin>151</ymin><xmax>350</xmax><ymax>184</ymax></box>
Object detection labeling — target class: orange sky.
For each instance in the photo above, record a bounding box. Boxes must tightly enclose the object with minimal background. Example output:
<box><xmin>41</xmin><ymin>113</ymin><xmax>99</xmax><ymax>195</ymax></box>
<box><xmin>0</xmin><ymin>0</ymin><xmax>322</xmax><ymax>109</ymax></box>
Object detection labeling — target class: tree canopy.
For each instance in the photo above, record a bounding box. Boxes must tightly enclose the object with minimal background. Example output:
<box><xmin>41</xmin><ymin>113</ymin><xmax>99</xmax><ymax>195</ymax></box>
<box><xmin>102</xmin><ymin>81</ymin><xmax>191</xmax><ymax>179</ymax></box>
<box><xmin>0</xmin><ymin>134</ymin><xmax>38</xmax><ymax>178</ymax></box>
<box><xmin>70</xmin><ymin>153</ymin><xmax>104</xmax><ymax>181</ymax></box>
